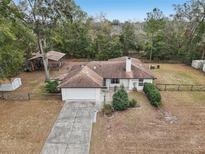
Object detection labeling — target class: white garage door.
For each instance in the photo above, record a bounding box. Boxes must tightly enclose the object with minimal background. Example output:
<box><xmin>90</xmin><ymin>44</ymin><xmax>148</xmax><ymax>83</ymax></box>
<box><xmin>61</xmin><ymin>88</ymin><xmax>100</xmax><ymax>101</ymax></box>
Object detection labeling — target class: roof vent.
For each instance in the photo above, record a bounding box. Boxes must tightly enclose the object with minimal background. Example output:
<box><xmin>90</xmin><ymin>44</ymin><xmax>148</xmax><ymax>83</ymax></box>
<box><xmin>93</xmin><ymin>66</ymin><xmax>97</xmax><ymax>70</ymax></box>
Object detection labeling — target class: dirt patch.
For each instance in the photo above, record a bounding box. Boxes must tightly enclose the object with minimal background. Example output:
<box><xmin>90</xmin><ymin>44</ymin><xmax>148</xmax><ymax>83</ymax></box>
<box><xmin>90</xmin><ymin>92</ymin><xmax>205</xmax><ymax>154</ymax></box>
<box><xmin>158</xmin><ymin>109</ymin><xmax>178</xmax><ymax>124</ymax></box>
<box><xmin>0</xmin><ymin>100</ymin><xmax>63</xmax><ymax>153</ymax></box>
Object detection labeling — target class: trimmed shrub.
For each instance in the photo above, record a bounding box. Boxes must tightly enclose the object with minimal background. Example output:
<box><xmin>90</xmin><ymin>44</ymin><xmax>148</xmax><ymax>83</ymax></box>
<box><xmin>143</xmin><ymin>83</ymin><xmax>161</xmax><ymax>107</ymax></box>
<box><xmin>129</xmin><ymin>99</ymin><xmax>137</xmax><ymax>108</ymax></box>
<box><xmin>112</xmin><ymin>86</ymin><xmax>129</xmax><ymax>111</ymax></box>
<box><xmin>45</xmin><ymin>80</ymin><xmax>59</xmax><ymax>93</ymax></box>
<box><xmin>102</xmin><ymin>104</ymin><xmax>113</xmax><ymax>116</ymax></box>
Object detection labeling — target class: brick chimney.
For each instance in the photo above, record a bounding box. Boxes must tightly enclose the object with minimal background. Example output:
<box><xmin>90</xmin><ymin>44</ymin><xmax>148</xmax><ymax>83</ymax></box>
<box><xmin>126</xmin><ymin>57</ymin><xmax>131</xmax><ymax>72</ymax></box>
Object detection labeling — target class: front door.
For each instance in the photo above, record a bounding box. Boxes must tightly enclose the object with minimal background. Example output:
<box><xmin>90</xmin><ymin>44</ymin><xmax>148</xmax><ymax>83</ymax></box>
<box><xmin>133</xmin><ymin>82</ymin><xmax>138</xmax><ymax>90</ymax></box>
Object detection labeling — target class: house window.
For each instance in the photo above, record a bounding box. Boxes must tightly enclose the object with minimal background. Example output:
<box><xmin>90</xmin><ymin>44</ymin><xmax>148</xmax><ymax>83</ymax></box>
<box><xmin>138</xmin><ymin>79</ymin><xmax>144</xmax><ymax>86</ymax></box>
<box><xmin>111</xmin><ymin>78</ymin><xmax>120</xmax><ymax>84</ymax></box>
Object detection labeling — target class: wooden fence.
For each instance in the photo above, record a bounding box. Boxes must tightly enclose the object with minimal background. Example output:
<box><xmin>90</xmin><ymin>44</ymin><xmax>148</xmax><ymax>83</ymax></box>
<box><xmin>156</xmin><ymin>84</ymin><xmax>205</xmax><ymax>91</ymax></box>
<box><xmin>0</xmin><ymin>92</ymin><xmax>61</xmax><ymax>101</ymax></box>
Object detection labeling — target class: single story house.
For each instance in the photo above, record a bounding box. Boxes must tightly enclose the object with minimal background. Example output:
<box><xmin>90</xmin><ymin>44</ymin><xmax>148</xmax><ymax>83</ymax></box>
<box><xmin>28</xmin><ymin>51</ymin><xmax>66</xmax><ymax>71</ymax></box>
<box><xmin>57</xmin><ymin>57</ymin><xmax>155</xmax><ymax>109</ymax></box>
<box><xmin>0</xmin><ymin>78</ymin><xmax>22</xmax><ymax>91</ymax></box>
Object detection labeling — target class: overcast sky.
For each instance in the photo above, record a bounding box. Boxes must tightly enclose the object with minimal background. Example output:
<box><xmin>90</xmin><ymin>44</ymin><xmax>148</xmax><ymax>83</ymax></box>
<box><xmin>75</xmin><ymin>0</ymin><xmax>187</xmax><ymax>21</ymax></box>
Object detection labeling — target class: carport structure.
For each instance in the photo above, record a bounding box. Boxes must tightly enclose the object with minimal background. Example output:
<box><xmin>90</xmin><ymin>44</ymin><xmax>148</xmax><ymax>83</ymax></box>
<box><xmin>28</xmin><ymin>51</ymin><xmax>66</xmax><ymax>71</ymax></box>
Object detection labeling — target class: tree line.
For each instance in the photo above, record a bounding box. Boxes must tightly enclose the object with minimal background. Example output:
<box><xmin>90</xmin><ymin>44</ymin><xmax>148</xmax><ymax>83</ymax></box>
<box><xmin>0</xmin><ymin>0</ymin><xmax>205</xmax><ymax>79</ymax></box>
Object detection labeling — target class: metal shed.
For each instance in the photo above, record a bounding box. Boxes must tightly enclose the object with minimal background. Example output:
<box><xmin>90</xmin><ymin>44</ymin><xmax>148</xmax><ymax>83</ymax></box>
<box><xmin>191</xmin><ymin>60</ymin><xmax>205</xmax><ymax>69</ymax></box>
<box><xmin>0</xmin><ymin>78</ymin><xmax>22</xmax><ymax>91</ymax></box>
<box><xmin>203</xmin><ymin>64</ymin><xmax>205</xmax><ymax>72</ymax></box>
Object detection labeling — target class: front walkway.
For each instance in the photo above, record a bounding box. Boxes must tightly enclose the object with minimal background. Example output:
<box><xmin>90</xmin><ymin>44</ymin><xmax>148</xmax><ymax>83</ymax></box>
<box><xmin>41</xmin><ymin>101</ymin><xmax>96</xmax><ymax>154</ymax></box>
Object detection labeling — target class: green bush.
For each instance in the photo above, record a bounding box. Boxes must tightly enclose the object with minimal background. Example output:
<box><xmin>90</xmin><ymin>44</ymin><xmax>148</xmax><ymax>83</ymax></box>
<box><xmin>45</xmin><ymin>80</ymin><xmax>59</xmax><ymax>93</ymax></box>
<box><xmin>112</xmin><ymin>86</ymin><xmax>129</xmax><ymax>111</ymax></box>
<box><xmin>102</xmin><ymin>104</ymin><xmax>113</xmax><ymax>116</ymax></box>
<box><xmin>143</xmin><ymin>83</ymin><xmax>161</xmax><ymax>107</ymax></box>
<box><xmin>129</xmin><ymin>99</ymin><xmax>137</xmax><ymax>108</ymax></box>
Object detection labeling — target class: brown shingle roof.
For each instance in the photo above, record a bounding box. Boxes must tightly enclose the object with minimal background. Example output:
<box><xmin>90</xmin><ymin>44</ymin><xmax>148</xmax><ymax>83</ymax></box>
<box><xmin>29</xmin><ymin>51</ymin><xmax>65</xmax><ymax>61</ymax></box>
<box><xmin>58</xmin><ymin>57</ymin><xmax>154</xmax><ymax>88</ymax></box>
<box><xmin>59</xmin><ymin>66</ymin><xmax>103</xmax><ymax>88</ymax></box>
<box><xmin>86</xmin><ymin>59</ymin><xmax>154</xmax><ymax>79</ymax></box>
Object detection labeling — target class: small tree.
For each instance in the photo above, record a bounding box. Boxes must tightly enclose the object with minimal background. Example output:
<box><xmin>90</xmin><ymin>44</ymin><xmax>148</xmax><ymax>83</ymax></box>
<box><xmin>112</xmin><ymin>86</ymin><xmax>129</xmax><ymax>111</ymax></box>
<box><xmin>45</xmin><ymin>80</ymin><xmax>58</xmax><ymax>93</ymax></box>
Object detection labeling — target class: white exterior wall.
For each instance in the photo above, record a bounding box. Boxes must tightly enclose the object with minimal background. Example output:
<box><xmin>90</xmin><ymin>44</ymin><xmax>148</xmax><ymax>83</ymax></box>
<box><xmin>61</xmin><ymin>88</ymin><xmax>101</xmax><ymax>101</ymax></box>
<box><xmin>203</xmin><ymin>64</ymin><xmax>205</xmax><ymax>72</ymax></box>
<box><xmin>105</xmin><ymin>79</ymin><xmax>129</xmax><ymax>89</ymax></box>
<box><xmin>95</xmin><ymin>89</ymin><xmax>102</xmax><ymax>109</ymax></box>
<box><xmin>120</xmin><ymin>79</ymin><xmax>129</xmax><ymax>88</ymax></box>
<box><xmin>129</xmin><ymin>79</ymin><xmax>153</xmax><ymax>91</ymax></box>
<box><xmin>0</xmin><ymin>78</ymin><xmax>22</xmax><ymax>91</ymax></box>
<box><xmin>105</xmin><ymin>78</ymin><xmax>153</xmax><ymax>91</ymax></box>
<box><xmin>61</xmin><ymin>88</ymin><xmax>103</xmax><ymax>110</ymax></box>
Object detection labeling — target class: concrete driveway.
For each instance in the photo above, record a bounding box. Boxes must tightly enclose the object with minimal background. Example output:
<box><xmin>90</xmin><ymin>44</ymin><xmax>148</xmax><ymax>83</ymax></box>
<box><xmin>41</xmin><ymin>101</ymin><xmax>96</xmax><ymax>154</ymax></box>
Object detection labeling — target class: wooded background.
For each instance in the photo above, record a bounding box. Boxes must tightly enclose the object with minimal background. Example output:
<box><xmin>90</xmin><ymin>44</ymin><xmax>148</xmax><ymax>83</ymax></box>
<box><xmin>0</xmin><ymin>0</ymin><xmax>205</xmax><ymax>79</ymax></box>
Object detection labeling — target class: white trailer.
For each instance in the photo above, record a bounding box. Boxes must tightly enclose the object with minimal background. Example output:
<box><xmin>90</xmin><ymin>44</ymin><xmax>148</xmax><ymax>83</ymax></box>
<box><xmin>203</xmin><ymin>64</ymin><xmax>205</xmax><ymax>72</ymax></box>
<box><xmin>191</xmin><ymin>60</ymin><xmax>205</xmax><ymax>69</ymax></box>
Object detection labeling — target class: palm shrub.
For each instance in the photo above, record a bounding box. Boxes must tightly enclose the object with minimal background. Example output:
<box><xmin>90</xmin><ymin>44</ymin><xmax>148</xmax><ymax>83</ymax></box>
<box><xmin>112</xmin><ymin>86</ymin><xmax>129</xmax><ymax>111</ymax></box>
<box><xmin>102</xmin><ymin>104</ymin><xmax>113</xmax><ymax>116</ymax></box>
<box><xmin>45</xmin><ymin>80</ymin><xmax>59</xmax><ymax>93</ymax></box>
<box><xmin>129</xmin><ymin>99</ymin><xmax>137</xmax><ymax>108</ymax></box>
<box><xmin>143</xmin><ymin>83</ymin><xmax>161</xmax><ymax>107</ymax></box>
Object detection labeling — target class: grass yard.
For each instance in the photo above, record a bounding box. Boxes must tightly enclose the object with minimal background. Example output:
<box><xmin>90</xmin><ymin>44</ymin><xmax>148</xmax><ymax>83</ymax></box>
<box><xmin>0</xmin><ymin>100</ymin><xmax>63</xmax><ymax>153</ymax></box>
<box><xmin>0</xmin><ymin>59</ymin><xmax>88</xmax><ymax>153</ymax></box>
<box><xmin>150</xmin><ymin>64</ymin><xmax>205</xmax><ymax>84</ymax></box>
<box><xmin>0</xmin><ymin>59</ymin><xmax>81</xmax><ymax>153</ymax></box>
<box><xmin>90</xmin><ymin>64</ymin><xmax>205</xmax><ymax>154</ymax></box>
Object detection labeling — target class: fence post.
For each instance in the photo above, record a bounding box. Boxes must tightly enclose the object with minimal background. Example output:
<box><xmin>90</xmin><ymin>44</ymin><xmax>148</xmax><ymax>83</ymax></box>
<box><xmin>3</xmin><ymin>92</ymin><xmax>6</xmax><ymax>100</ymax></box>
<box><xmin>28</xmin><ymin>93</ymin><xmax>30</xmax><ymax>100</ymax></box>
<box><xmin>2</xmin><ymin>92</ymin><xmax>5</xmax><ymax>100</ymax></box>
<box><xmin>191</xmin><ymin>85</ymin><xmax>193</xmax><ymax>91</ymax></box>
<box><xmin>178</xmin><ymin>85</ymin><xmax>180</xmax><ymax>91</ymax></box>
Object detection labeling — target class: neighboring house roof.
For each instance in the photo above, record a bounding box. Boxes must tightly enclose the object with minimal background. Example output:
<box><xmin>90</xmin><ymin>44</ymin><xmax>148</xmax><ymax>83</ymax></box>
<box><xmin>58</xmin><ymin>57</ymin><xmax>154</xmax><ymax>88</ymax></box>
<box><xmin>29</xmin><ymin>51</ymin><xmax>66</xmax><ymax>61</ymax></box>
